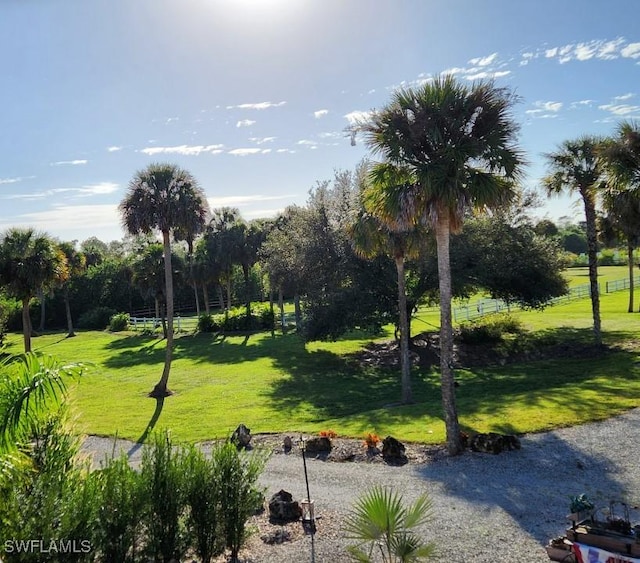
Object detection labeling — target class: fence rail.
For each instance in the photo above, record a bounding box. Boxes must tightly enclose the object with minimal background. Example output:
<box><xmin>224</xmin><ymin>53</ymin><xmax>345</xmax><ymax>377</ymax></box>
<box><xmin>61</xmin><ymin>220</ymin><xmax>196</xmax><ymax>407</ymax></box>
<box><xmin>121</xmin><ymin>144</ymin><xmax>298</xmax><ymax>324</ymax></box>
<box><xmin>452</xmin><ymin>275</ymin><xmax>640</xmax><ymax>323</ymax></box>
<box><xmin>129</xmin><ymin>316</ymin><xmax>199</xmax><ymax>332</ymax></box>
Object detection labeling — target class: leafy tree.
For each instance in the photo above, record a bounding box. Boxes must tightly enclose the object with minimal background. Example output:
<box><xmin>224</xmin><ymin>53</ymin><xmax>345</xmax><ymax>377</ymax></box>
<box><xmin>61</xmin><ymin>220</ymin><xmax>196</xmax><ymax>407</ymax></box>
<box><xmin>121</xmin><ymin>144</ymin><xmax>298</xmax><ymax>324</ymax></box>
<box><xmin>533</xmin><ymin>218</ymin><xmax>559</xmax><ymax>238</ymax></box>
<box><xmin>350</xmin><ymin>170</ymin><xmax>429</xmax><ymax>405</ymax></box>
<box><xmin>544</xmin><ymin>136</ymin><xmax>605</xmax><ymax>345</ymax></box>
<box><xmin>132</xmin><ymin>243</ymin><xmax>167</xmax><ymax>326</ymax></box>
<box><xmin>0</xmin><ymin>229</ymin><xmax>68</xmax><ymax>353</ymax></box>
<box><xmin>119</xmin><ymin>163</ymin><xmax>209</xmax><ymax>397</ymax></box>
<box><xmin>358</xmin><ymin>76</ymin><xmax>524</xmax><ymax>454</ymax></box>
<box><xmin>57</xmin><ymin>242</ymin><xmax>87</xmax><ymax>337</ymax></box>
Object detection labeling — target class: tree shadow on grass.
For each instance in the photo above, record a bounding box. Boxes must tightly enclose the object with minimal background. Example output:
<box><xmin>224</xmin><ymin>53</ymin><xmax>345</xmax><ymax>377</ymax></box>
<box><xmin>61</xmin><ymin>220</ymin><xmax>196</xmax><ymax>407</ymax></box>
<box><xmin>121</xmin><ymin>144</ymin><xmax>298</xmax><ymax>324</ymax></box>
<box><xmin>414</xmin><ymin>413</ymin><xmax>640</xmax><ymax>548</ymax></box>
<box><xmin>126</xmin><ymin>396</ymin><xmax>165</xmax><ymax>457</ymax></box>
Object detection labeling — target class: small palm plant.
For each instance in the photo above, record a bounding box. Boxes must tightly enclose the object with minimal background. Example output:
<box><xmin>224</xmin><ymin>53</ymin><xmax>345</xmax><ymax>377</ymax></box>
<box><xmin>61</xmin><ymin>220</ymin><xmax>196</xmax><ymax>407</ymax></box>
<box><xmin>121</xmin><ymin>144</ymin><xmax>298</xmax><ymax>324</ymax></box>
<box><xmin>344</xmin><ymin>486</ymin><xmax>436</xmax><ymax>562</ymax></box>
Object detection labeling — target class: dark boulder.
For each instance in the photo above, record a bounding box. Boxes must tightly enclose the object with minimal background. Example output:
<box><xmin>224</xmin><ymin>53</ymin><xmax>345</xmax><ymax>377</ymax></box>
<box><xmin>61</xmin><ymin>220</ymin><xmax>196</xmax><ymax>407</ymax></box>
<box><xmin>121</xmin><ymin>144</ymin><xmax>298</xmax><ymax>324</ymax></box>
<box><xmin>382</xmin><ymin>436</ymin><xmax>407</xmax><ymax>465</ymax></box>
<box><xmin>268</xmin><ymin>489</ymin><xmax>302</xmax><ymax>522</ymax></box>
<box><xmin>231</xmin><ymin>424</ymin><xmax>251</xmax><ymax>449</ymax></box>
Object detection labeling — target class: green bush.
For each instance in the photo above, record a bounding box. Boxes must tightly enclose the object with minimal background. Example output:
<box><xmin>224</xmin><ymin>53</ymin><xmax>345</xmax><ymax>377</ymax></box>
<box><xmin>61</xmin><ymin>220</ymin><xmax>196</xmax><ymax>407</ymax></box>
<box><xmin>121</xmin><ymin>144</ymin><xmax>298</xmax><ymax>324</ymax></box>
<box><xmin>198</xmin><ymin>313</ymin><xmax>220</xmax><ymax>333</ymax></box>
<box><xmin>108</xmin><ymin>312</ymin><xmax>130</xmax><ymax>332</ymax></box>
<box><xmin>198</xmin><ymin>304</ymin><xmax>275</xmax><ymax>333</ymax></box>
<box><xmin>140</xmin><ymin>431</ymin><xmax>189</xmax><ymax>563</ymax></box>
<box><xmin>93</xmin><ymin>454</ymin><xmax>144</xmax><ymax>563</ymax></box>
<box><xmin>78</xmin><ymin>307</ymin><xmax>117</xmax><ymax>330</ymax></box>
<box><xmin>458</xmin><ymin>313</ymin><xmax>523</xmax><ymax>344</ymax></box>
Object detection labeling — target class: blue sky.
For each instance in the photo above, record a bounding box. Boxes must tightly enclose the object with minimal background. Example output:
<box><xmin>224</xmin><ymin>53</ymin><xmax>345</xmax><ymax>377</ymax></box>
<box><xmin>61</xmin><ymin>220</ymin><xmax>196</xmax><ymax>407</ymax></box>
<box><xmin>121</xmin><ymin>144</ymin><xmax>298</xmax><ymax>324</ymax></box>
<box><xmin>1</xmin><ymin>0</ymin><xmax>639</xmax><ymax>243</ymax></box>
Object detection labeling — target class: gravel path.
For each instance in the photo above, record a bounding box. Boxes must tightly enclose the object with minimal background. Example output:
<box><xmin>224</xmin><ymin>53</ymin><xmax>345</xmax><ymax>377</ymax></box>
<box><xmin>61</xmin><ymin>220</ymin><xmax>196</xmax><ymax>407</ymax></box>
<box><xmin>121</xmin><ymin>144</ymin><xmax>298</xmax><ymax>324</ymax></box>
<box><xmin>81</xmin><ymin>408</ymin><xmax>640</xmax><ymax>562</ymax></box>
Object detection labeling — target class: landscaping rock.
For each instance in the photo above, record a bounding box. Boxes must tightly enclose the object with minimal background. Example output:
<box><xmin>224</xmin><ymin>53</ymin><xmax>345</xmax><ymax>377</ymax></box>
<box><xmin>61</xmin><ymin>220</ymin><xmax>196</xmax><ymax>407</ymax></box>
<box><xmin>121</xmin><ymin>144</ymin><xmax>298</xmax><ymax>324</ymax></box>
<box><xmin>268</xmin><ymin>489</ymin><xmax>302</xmax><ymax>522</ymax></box>
<box><xmin>468</xmin><ymin>432</ymin><xmax>521</xmax><ymax>454</ymax></box>
<box><xmin>382</xmin><ymin>436</ymin><xmax>408</xmax><ymax>465</ymax></box>
<box><xmin>231</xmin><ymin>424</ymin><xmax>252</xmax><ymax>449</ymax></box>
<box><xmin>304</xmin><ymin>436</ymin><xmax>332</xmax><ymax>453</ymax></box>
<box><xmin>283</xmin><ymin>436</ymin><xmax>293</xmax><ymax>453</ymax></box>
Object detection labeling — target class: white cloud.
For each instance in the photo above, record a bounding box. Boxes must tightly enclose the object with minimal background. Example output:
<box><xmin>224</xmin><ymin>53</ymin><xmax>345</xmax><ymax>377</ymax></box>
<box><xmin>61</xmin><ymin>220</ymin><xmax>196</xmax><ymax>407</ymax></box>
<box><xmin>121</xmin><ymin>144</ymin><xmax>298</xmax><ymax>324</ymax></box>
<box><xmin>614</xmin><ymin>93</ymin><xmax>634</xmax><ymax>101</ymax></box>
<box><xmin>140</xmin><ymin>144</ymin><xmax>224</xmax><ymax>156</ymax></box>
<box><xmin>226</xmin><ymin>101</ymin><xmax>286</xmax><ymax>110</ymax></box>
<box><xmin>344</xmin><ymin>110</ymin><xmax>372</xmax><ymax>125</ymax></box>
<box><xmin>107</xmin><ymin>146</ymin><xmax>122</xmax><ymax>152</ymax></box>
<box><xmin>276</xmin><ymin>148</ymin><xmax>296</xmax><ymax>154</ymax></box>
<box><xmin>227</xmin><ymin>148</ymin><xmax>271</xmax><ymax>156</ymax></box>
<box><xmin>545</xmin><ymin>47</ymin><xmax>558</xmax><ymax>58</ymax></box>
<box><xmin>441</xmin><ymin>67</ymin><xmax>467</xmax><ymax>75</ymax></box>
<box><xmin>598</xmin><ymin>103</ymin><xmax>640</xmax><ymax>116</ymax></box>
<box><xmin>51</xmin><ymin>159</ymin><xmax>88</xmax><ymax>166</ymax></box>
<box><xmin>77</xmin><ymin>183</ymin><xmax>119</xmax><ymax>196</ymax></box>
<box><xmin>0</xmin><ymin>204</ymin><xmax>119</xmax><ymax>231</ymax></box>
<box><xmin>236</xmin><ymin>119</ymin><xmax>256</xmax><ymax>128</ymax></box>
<box><xmin>526</xmin><ymin>100</ymin><xmax>563</xmax><ymax>119</ymax></box>
<box><xmin>468</xmin><ymin>53</ymin><xmax>498</xmax><ymax>67</ymax></box>
<box><xmin>570</xmin><ymin>99</ymin><xmax>595</xmax><ymax>109</ymax></box>
<box><xmin>248</xmin><ymin>136</ymin><xmax>277</xmax><ymax>145</ymax></box>
<box><xmin>0</xmin><ymin>176</ymin><xmax>28</xmax><ymax>185</ymax></box>
<box><xmin>314</xmin><ymin>109</ymin><xmax>329</xmax><ymax>119</ymax></box>
<box><xmin>621</xmin><ymin>42</ymin><xmax>640</xmax><ymax>59</ymax></box>
<box><xmin>465</xmin><ymin>70</ymin><xmax>510</xmax><ymax>80</ymax></box>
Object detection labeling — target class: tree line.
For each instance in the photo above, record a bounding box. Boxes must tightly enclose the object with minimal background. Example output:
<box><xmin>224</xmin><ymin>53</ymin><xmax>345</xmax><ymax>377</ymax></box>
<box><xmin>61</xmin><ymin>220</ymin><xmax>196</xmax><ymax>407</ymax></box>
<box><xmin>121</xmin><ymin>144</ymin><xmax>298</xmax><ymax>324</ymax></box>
<box><xmin>1</xmin><ymin>76</ymin><xmax>639</xmax><ymax>454</ymax></box>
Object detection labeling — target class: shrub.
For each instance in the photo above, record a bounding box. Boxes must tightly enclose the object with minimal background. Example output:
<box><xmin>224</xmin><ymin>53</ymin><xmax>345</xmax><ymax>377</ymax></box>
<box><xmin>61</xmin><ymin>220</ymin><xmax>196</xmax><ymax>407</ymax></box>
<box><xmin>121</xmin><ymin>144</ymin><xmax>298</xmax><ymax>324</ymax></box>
<box><xmin>197</xmin><ymin>313</ymin><xmax>220</xmax><ymax>333</ymax></box>
<box><xmin>198</xmin><ymin>304</ymin><xmax>275</xmax><ymax>333</ymax></box>
<box><xmin>108</xmin><ymin>312</ymin><xmax>130</xmax><ymax>332</ymax></box>
<box><xmin>78</xmin><ymin>306</ymin><xmax>116</xmax><ymax>330</ymax></box>
<box><xmin>93</xmin><ymin>454</ymin><xmax>144</xmax><ymax>563</ymax></box>
<box><xmin>214</xmin><ymin>441</ymin><xmax>268</xmax><ymax>561</ymax></box>
<box><xmin>140</xmin><ymin>431</ymin><xmax>190</xmax><ymax>563</ymax></box>
<box><xmin>344</xmin><ymin>486</ymin><xmax>436</xmax><ymax>562</ymax></box>
<box><xmin>458</xmin><ymin>313</ymin><xmax>523</xmax><ymax>344</ymax></box>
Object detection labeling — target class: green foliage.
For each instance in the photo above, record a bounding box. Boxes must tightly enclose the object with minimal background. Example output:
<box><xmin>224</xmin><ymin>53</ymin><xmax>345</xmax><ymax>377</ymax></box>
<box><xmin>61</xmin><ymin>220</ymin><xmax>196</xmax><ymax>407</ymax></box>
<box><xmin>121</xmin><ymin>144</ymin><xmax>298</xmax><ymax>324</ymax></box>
<box><xmin>140</xmin><ymin>431</ymin><xmax>190</xmax><ymax>563</ymax></box>
<box><xmin>0</xmin><ymin>353</ymin><xmax>85</xmax><ymax>450</ymax></box>
<box><xmin>183</xmin><ymin>445</ymin><xmax>224</xmax><ymax>563</ymax></box>
<box><xmin>458</xmin><ymin>314</ymin><xmax>523</xmax><ymax>345</ymax></box>
<box><xmin>344</xmin><ymin>485</ymin><xmax>436</xmax><ymax>562</ymax></box>
<box><xmin>569</xmin><ymin>493</ymin><xmax>595</xmax><ymax>514</ymax></box>
<box><xmin>213</xmin><ymin>440</ymin><xmax>268</xmax><ymax>561</ymax></box>
<box><xmin>108</xmin><ymin>312</ymin><xmax>130</xmax><ymax>332</ymax></box>
<box><xmin>78</xmin><ymin>306</ymin><xmax>117</xmax><ymax>330</ymax></box>
<box><xmin>92</xmin><ymin>454</ymin><xmax>144</xmax><ymax>563</ymax></box>
<box><xmin>198</xmin><ymin>304</ymin><xmax>274</xmax><ymax>333</ymax></box>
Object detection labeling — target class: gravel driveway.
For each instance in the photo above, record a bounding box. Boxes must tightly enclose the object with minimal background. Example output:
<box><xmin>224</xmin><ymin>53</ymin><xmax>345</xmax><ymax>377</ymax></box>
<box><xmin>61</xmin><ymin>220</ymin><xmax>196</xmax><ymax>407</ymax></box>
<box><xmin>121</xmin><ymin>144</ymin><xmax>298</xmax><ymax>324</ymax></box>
<box><xmin>81</xmin><ymin>408</ymin><xmax>640</xmax><ymax>562</ymax></box>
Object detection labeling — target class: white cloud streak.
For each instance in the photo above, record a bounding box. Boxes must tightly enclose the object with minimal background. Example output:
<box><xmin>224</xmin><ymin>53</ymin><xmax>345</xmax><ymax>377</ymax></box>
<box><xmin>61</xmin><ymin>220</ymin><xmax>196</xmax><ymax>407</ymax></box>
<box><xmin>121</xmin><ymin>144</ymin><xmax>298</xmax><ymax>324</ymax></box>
<box><xmin>236</xmin><ymin>119</ymin><xmax>256</xmax><ymax>128</ymax></box>
<box><xmin>140</xmin><ymin>144</ymin><xmax>224</xmax><ymax>156</ymax></box>
<box><xmin>226</xmin><ymin>101</ymin><xmax>286</xmax><ymax>110</ymax></box>
<box><xmin>227</xmin><ymin>148</ymin><xmax>271</xmax><ymax>156</ymax></box>
<box><xmin>314</xmin><ymin>109</ymin><xmax>329</xmax><ymax>118</ymax></box>
<box><xmin>50</xmin><ymin>159</ymin><xmax>88</xmax><ymax>166</ymax></box>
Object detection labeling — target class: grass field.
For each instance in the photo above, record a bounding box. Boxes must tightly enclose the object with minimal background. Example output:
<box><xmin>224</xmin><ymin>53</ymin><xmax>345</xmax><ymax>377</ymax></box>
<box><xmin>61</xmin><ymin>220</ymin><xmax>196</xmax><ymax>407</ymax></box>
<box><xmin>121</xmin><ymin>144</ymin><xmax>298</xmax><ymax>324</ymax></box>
<box><xmin>4</xmin><ymin>266</ymin><xmax>640</xmax><ymax>445</ymax></box>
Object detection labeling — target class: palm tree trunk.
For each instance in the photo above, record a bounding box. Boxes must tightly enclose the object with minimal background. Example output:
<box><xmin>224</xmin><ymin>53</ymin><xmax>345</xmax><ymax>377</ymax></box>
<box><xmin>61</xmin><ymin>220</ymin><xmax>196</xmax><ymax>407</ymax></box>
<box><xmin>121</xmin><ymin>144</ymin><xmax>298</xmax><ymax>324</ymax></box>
<box><xmin>226</xmin><ymin>274</ymin><xmax>232</xmax><ymax>318</ymax></box>
<box><xmin>628</xmin><ymin>240</ymin><xmax>635</xmax><ymax>313</ymax></box>
<box><xmin>151</xmin><ymin>231</ymin><xmax>174</xmax><ymax>398</ymax></box>
<box><xmin>203</xmin><ymin>283</ymin><xmax>211</xmax><ymax>314</ymax></box>
<box><xmin>294</xmin><ymin>294</ymin><xmax>302</xmax><ymax>331</ymax></box>
<box><xmin>64</xmin><ymin>288</ymin><xmax>76</xmax><ymax>337</ymax></box>
<box><xmin>435</xmin><ymin>215</ymin><xmax>462</xmax><ymax>455</ymax></box>
<box><xmin>583</xmin><ymin>193</ymin><xmax>602</xmax><ymax>345</ymax></box>
<box><xmin>193</xmin><ymin>282</ymin><xmax>200</xmax><ymax>317</ymax></box>
<box><xmin>22</xmin><ymin>297</ymin><xmax>32</xmax><ymax>353</ymax></box>
<box><xmin>38</xmin><ymin>289</ymin><xmax>46</xmax><ymax>333</ymax></box>
<box><xmin>243</xmin><ymin>264</ymin><xmax>251</xmax><ymax>328</ymax></box>
<box><xmin>278</xmin><ymin>288</ymin><xmax>285</xmax><ymax>333</ymax></box>
<box><xmin>395</xmin><ymin>256</ymin><xmax>412</xmax><ymax>404</ymax></box>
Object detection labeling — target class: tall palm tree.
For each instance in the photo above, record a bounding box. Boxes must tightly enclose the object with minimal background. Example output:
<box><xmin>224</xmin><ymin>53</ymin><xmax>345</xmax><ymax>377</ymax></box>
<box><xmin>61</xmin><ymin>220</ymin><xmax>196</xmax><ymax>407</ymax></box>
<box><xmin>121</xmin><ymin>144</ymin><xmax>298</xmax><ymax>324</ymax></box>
<box><xmin>0</xmin><ymin>229</ymin><xmax>68</xmax><ymax>353</ymax></box>
<box><xmin>57</xmin><ymin>242</ymin><xmax>87</xmax><ymax>338</ymax></box>
<box><xmin>358</xmin><ymin>76</ymin><xmax>524</xmax><ymax>454</ymax></box>
<box><xmin>600</xmin><ymin>121</ymin><xmax>640</xmax><ymax>312</ymax></box>
<box><xmin>349</xmin><ymin>171</ymin><xmax>427</xmax><ymax>405</ymax></box>
<box><xmin>602</xmin><ymin>190</ymin><xmax>640</xmax><ymax>312</ymax></box>
<box><xmin>119</xmin><ymin>163</ymin><xmax>209</xmax><ymax>398</ymax></box>
<box><xmin>543</xmin><ymin>136</ymin><xmax>604</xmax><ymax>346</ymax></box>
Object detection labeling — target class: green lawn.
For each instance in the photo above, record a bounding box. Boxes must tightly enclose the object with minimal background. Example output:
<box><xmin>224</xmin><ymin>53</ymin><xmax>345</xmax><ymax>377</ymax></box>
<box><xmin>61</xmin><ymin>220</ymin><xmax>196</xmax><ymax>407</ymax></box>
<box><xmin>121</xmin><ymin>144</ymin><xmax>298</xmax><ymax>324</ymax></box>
<box><xmin>4</xmin><ymin>267</ymin><xmax>640</xmax><ymax>445</ymax></box>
